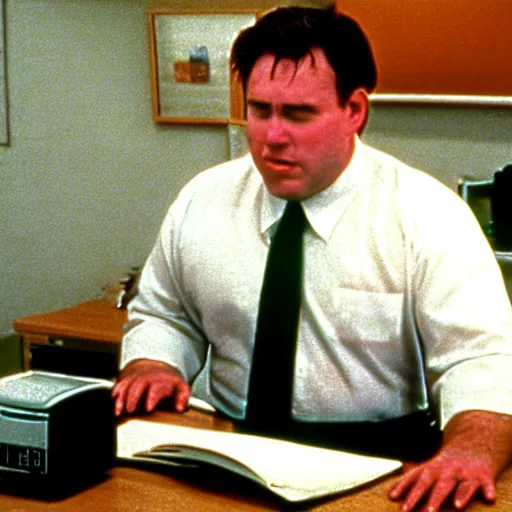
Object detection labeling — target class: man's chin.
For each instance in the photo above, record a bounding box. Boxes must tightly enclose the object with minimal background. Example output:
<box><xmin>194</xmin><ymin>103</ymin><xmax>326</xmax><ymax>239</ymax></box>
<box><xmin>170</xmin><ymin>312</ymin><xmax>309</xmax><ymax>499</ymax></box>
<box><xmin>267</xmin><ymin>188</ymin><xmax>308</xmax><ymax>201</ymax></box>
<box><xmin>263</xmin><ymin>179</ymin><xmax>312</xmax><ymax>201</ymax></box>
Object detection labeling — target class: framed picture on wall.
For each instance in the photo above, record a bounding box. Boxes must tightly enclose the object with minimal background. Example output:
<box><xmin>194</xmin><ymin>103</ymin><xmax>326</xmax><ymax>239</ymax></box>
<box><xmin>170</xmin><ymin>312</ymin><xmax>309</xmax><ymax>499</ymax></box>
<box><xmin>0</xmin><ymin>0</ymin><xmax>8</xmax><ymax>146</ymax></box>
<box><xmin>148</xmin><ymin>10</ymin><xmax>258</xmax><ymax>125</ymax></box>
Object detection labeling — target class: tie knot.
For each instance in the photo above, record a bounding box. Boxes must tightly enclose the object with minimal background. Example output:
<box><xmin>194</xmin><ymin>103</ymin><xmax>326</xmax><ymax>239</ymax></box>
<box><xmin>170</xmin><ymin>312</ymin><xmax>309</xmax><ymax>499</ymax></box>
<box><xmin>277</xmin><ymin>201</ymin><xmax>306</xmax><ymax>236</ymax></box>
<box><xmin>284</xmin><ymin>200</ymin><xmax>303</xmax><ymax>216</ymax></box>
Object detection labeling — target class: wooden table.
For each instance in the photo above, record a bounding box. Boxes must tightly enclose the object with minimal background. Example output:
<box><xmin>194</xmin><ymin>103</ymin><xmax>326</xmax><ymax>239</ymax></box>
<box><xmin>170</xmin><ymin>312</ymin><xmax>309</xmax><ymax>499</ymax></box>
<box><xmin>13</xmin><ymin>299</ymin><xmax>127</xmax><ymax>371</ymax></box>
<box><xmin>1</xmin><ymin>408</ymin><xmax>511</xmax><ymax>511</ymax></box>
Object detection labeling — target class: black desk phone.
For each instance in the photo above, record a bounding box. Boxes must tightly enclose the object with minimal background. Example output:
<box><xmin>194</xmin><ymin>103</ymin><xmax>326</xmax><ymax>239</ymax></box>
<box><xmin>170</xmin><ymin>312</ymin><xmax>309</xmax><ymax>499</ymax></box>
<box><xmin>0</xmin><ymin>371</ymin><xmax>115</xmax><ymax>485</ymax></box>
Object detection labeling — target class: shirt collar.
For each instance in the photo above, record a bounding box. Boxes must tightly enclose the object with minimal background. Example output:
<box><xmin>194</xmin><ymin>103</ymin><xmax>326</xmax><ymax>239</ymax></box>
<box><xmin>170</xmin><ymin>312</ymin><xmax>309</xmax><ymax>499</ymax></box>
<box><xmin>260</xmin><ymin>137</ymin><xmax>365</xmax><ymax>242</ymax></box>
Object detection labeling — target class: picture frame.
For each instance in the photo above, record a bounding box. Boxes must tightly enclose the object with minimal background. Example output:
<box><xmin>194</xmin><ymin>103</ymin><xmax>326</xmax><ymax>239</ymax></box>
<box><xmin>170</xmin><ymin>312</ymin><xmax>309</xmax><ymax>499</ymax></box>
<box><xmin>0</xmin><ymin>0</ymin><xmax>8</xmax><ymax>146</ymax></box>
<box><xmin>148</xmin><ymin>10</ymin><xmax>258</xmax><ymax>125</ymax></box>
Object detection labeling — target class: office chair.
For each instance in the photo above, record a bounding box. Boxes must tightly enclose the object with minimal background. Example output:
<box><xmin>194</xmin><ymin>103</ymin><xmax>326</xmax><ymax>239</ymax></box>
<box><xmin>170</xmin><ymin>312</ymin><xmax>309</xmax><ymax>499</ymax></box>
<box><xmin>458</xmin><ymin>164</ymin><xmax>512</xmax><ymax>263</ymax></box>
<box><xmin>457</xmin><ymin>177</ymin><xmax>493</xmax><ymax>231</ymax></box>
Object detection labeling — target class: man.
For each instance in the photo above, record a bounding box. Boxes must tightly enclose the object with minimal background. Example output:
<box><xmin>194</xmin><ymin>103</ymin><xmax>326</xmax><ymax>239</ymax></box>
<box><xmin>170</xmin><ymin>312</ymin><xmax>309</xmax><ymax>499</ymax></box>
<box><xmin>113</xmin><ymin>6</ymin><xmax>512</xmax><ymax>511</ymax></box>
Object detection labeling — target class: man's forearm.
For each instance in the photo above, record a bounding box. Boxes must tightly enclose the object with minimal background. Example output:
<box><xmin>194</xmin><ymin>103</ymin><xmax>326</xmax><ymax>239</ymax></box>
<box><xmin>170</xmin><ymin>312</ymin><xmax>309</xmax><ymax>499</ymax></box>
<box><xmin>442</xmin><ymin>410</ymin><xmax>512</xmax><ymax>476</ymax></box>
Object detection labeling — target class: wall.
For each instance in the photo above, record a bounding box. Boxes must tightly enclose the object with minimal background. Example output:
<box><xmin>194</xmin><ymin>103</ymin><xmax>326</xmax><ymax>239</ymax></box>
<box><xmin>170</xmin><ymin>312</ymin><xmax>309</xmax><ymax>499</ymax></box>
<box><xmin>1</xmin><ymin>0</ymin><xmax>511</xmax><ymax>336</ymax></box>
<box><xmin>0</xmin><ymin>0</ymin><xmax>229</xmax><ymax>335</ymax></box>
<box><xmin>338</xmin><ymin>0</ymin><xmax>512</xmax><ymax>96</ymax></box>
<box><xmin>365</xmin><ymin>104</ymin><xmax>512</xmax><ymax>189</ymax></box>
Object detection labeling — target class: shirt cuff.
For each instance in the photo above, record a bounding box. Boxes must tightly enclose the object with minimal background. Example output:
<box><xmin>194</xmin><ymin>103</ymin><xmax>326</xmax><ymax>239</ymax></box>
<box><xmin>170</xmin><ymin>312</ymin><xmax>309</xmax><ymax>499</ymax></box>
<box><xmin>433</xmin><ymin>354</ymin><xmax>512</xmax><ymax>428</ymax></box>
<box><xmin>120</xmin><ymin>321</ymin><xmax>204</xmax><ymax>382</ymax></box>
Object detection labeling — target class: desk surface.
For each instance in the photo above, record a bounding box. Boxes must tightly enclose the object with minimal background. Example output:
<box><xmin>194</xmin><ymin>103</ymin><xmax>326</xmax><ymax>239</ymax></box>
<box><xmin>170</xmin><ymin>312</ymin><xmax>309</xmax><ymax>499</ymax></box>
<box><xmin>1</xmin><ymin>409</ymin><xmax>512</xmax><ymax>511</ymax></box>
<box><xmin>13</xmin><ymin>299</ymin><xmax>127</xmax><ymax>344</ymax></box>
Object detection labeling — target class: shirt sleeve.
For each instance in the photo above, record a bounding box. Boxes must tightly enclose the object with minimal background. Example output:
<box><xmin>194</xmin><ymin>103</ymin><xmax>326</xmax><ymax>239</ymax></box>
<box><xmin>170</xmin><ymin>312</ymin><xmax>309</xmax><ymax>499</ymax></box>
<box><xmin>120</xmin><ymin>187</ymin><xmax>208</xmax><ymax>383</ymax></box>
<box><xmin>412</xmin><ymin>184</ymin><xmax>512</xmax><ymax>428</ymax></box>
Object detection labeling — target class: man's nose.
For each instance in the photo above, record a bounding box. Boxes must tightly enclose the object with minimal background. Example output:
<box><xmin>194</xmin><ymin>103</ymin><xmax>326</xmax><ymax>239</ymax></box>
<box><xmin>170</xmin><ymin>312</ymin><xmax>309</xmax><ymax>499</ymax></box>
<box><xmin>265</xmin><ymin>117</ymin><xmax>288</xmax><ymax>145</ymax></box>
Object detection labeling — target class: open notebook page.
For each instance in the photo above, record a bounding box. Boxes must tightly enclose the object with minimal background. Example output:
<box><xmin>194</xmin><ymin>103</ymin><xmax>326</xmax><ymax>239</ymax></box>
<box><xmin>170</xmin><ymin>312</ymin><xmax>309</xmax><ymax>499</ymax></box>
<box><xmin>117</xmin><ymin>419</ymin><xmax>402</xmax><ymax>502</ymax></box>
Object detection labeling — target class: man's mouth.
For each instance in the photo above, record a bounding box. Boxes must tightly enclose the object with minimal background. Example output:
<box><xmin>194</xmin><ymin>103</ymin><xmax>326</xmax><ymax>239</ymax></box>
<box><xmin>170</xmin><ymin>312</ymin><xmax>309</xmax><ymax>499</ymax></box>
<box><xmin>263</xmin><ymin>157</ymin><xmax>297</xmax><ymax>171</ymax></box>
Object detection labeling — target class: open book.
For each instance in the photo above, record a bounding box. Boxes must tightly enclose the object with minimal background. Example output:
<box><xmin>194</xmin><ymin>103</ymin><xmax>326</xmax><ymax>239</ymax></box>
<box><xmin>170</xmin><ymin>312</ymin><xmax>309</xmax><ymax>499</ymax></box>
<box><xmin>117</xmin><ymin>419</ymin><xmax>402</xmax><ymax>502</ymax></box>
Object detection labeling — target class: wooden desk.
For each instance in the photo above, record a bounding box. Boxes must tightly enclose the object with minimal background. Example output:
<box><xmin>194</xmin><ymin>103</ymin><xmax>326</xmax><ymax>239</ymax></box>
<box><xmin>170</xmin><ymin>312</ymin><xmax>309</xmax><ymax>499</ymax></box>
<box><xmin>13</xmin><ymin>299</ymin><xmax>127</xmax><ymax>371</ymax></box>
<box><xmin>1</xmin><ymin>409</ymin><xmax>512</xmax><ymax>511</ymax></box>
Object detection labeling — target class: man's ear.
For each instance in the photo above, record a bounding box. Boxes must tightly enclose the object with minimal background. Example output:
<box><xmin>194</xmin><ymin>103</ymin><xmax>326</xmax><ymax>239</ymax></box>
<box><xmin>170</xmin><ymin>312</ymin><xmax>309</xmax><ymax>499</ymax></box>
<box><xmin>345</xmin><ymin>88</ymin><xmax>370</xmax><ymax>135</ymax></box>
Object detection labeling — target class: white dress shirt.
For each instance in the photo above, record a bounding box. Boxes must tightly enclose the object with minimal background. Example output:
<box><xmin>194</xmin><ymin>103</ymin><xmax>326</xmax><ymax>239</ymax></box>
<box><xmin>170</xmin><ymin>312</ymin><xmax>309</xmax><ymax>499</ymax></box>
<box><xmin>121</xmin><ymin>139</ymin><xmax>512</xmax><ymax>427</ymax></box>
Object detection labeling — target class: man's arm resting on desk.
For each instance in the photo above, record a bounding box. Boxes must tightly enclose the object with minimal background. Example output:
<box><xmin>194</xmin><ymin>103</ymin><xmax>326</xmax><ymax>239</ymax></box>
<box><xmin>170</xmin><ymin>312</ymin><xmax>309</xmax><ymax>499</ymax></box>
<box><xmin>112</xmin><ymin>359</ymin><xmax>191</xmax><ymax>417</ymax></box>
<box><xmin>389</xmin><ymin>410</ymin><xmax>512</xmax><ymax>512</ymax></box>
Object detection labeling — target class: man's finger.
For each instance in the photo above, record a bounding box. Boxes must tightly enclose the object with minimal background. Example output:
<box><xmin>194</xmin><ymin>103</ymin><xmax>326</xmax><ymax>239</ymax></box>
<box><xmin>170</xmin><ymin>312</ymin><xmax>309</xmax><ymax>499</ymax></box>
<box><xmin>389</xmin><ymin>467</ymin><xmax>422</xmax><ymax>500</ymax></box>
<box><xmin>481</xmin><ymin>479</ymin><xmax>497</xmax><ymax>502</ymax></box>
<box><xmin>173</xmin><ymin>380</ymin><xmax>192</xmax><ymax>412</ymax></box>
<box><xmin>453</xmin><ymin>479</ymin><xmax>482</xmax><ymax>509</ymax></box>
<box><xmin>125</xmin><ymin>379</ymin><xmax>150</xmax><ymax>413</ymax></box>
<box><xmin>112</xmin><ymin>377</ymin><xmax>134</xmax><ymax>416</ymax></box>
<box><xmin>453</xmin><ymin>478</ymin><xmax>496</xmax><ymax>509</ymax></box>
<box><xmin>398</xmin><ymin>470</ymin><xmax>437</xmax><ymax>512</ymax></box>
<box><xmin>423</xmin><ymin>475</ymin><xmax>458</xmax><ymax>512</ymax></box>
<box><xmin>111</xmin><ymin>381</ymin><xmax>122</xmax><ymax>399</ymax></box>
<box><xmin>145</xmin><ymin>381</ymin><xmax>176</xmax><ymax>412</ymax></box>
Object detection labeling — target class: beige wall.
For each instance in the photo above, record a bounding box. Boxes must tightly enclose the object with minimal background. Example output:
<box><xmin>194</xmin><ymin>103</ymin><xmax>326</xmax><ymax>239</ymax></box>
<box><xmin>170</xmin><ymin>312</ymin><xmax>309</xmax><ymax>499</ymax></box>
<box><xmin>1</xmin><ymin>0</ymin><xmax>511</xmax><ymax>336</ymax></box>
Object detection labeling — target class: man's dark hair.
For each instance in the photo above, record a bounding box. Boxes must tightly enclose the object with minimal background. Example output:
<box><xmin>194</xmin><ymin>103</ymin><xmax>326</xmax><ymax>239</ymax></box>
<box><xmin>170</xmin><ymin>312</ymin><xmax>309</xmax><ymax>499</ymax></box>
<box><xmin>230</xmin><ymin>5</ymin><xmax>377</xmax><ymax>106</ymax></box>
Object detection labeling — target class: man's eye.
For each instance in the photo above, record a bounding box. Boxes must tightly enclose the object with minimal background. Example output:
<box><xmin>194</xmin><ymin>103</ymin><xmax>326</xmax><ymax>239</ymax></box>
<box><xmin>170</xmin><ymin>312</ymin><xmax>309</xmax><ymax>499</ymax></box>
<box><xmin>248</xmin><ymin>104</ymin><xmax>271</xmax><ymax>119</ymax></box>
<box><xmin>283</xmin><ymin>107</ymin><xmax>317</xmax><ymax>122</ymax></box>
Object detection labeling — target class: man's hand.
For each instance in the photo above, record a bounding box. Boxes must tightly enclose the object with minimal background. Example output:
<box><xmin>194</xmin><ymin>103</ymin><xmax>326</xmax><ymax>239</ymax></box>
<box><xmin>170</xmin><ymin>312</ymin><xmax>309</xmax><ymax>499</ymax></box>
<box><xmin>112</xmin><ymin>359</ymin><xmax>191</xmax><ymax>417</ymax></box>
<box><xmin>388</xmin><ymin>410</ymin><xmax>512</xmax><ymax>512</ymax></box>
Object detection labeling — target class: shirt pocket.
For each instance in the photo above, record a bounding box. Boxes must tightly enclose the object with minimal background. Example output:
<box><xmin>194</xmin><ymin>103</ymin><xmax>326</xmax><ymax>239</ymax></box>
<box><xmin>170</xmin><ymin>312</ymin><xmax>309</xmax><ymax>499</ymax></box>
<box><xmin>333</xmin><ymin>288</ymin><xmax>404</xmax><ymax>343</ymax></box>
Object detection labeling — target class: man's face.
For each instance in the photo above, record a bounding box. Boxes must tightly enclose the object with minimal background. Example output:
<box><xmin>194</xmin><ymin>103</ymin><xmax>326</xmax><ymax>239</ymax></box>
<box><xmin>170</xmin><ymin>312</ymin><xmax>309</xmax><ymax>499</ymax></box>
<box><xmin>246</xmin><ymin>48</ymin><xmax>366</xmax><ymax>201</ymax></box>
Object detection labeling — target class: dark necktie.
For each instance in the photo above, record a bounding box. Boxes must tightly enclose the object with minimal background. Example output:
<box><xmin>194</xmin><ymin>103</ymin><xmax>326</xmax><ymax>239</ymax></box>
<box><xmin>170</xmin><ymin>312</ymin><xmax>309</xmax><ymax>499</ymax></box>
<box><xmin>245</xmin><ymin>201</ymin><xmax>307</xmax><ymax>433</ymax></box>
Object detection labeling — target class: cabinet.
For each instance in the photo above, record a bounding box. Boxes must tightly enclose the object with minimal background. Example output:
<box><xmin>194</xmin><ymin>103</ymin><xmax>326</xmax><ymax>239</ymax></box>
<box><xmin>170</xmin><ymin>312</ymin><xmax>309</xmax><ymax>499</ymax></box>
<box><xmin>13</xmin><ymin>299</ymin><xmax>126</xmax><ymax>379</ymax></box>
